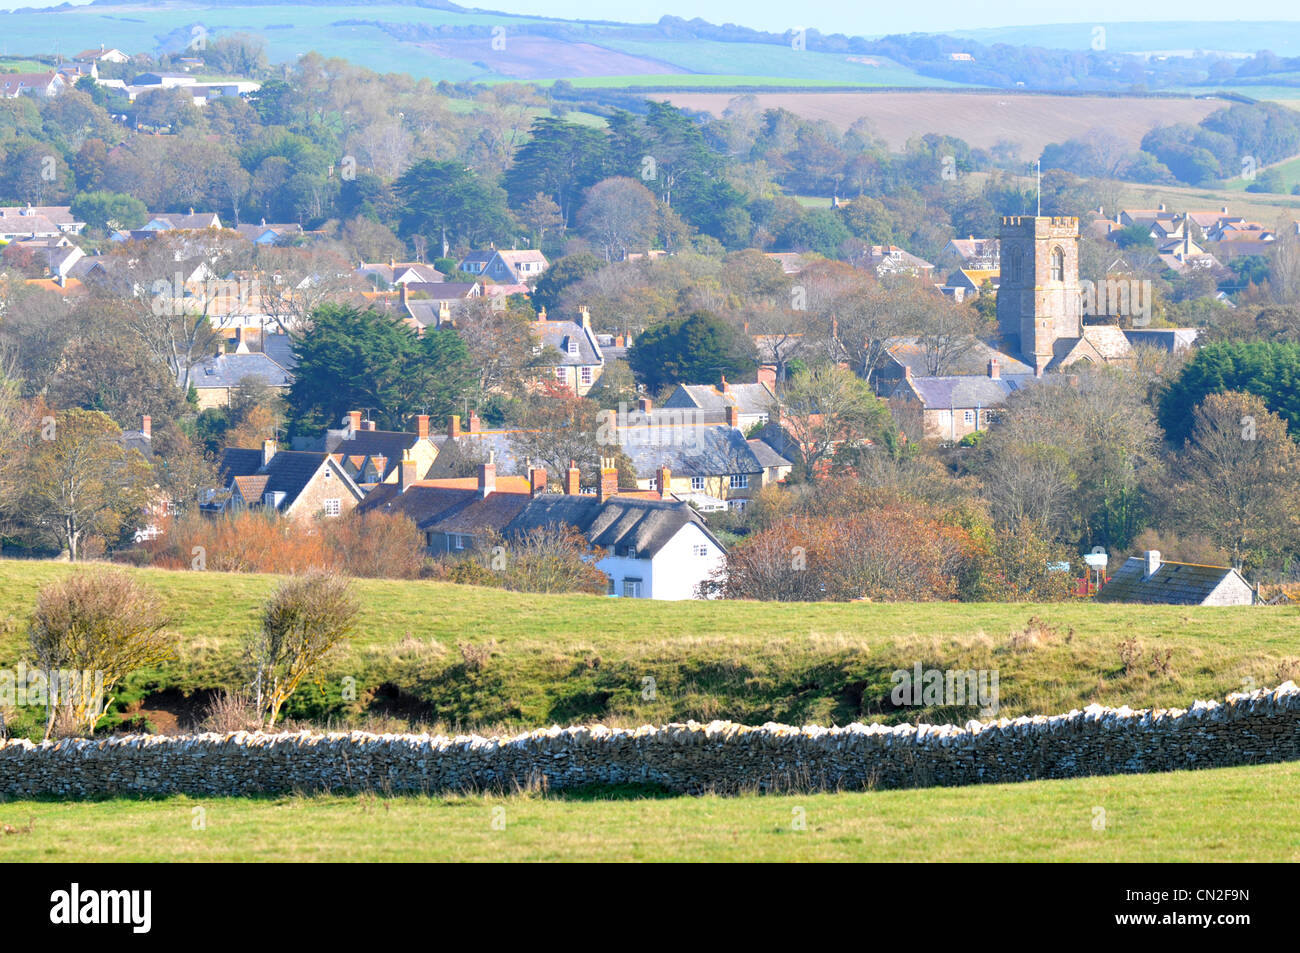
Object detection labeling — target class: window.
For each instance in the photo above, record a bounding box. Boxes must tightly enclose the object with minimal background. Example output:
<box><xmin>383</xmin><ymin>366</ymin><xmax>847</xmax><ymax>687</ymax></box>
<box><xmin>692</xmin><ymin>544</ymin><xmax>709</xmax><ymax>557</ymax></box>
<box><xmin>691</xmin><ymin>476</ymin><xmax>704</xmax><ymax>491</ymax></box>
<box><xmin>964</xmin><ymin>410</ymin><xmax>975</xmax><ymax>424</ymax></box>
<box><xmin>622</xmin><ymin>578</ymin><xmax>642</xmax><ymax>598</ymax></box>
<box><xmin>324</xmin><ymin>468</ymin><xmax>332</xmax><ymax>479</ymax></box>
<box><xmin>606</xmin><ymin>577</ymin><xmax>616</xmax><ymax>596</ymax></box>
<box><xmin>580</xmin><ymin>366</ymin><xmax>593</xmax><ymax>386</ymax></box>
<box><xmin>452</xmin><ymin>534</ymin><xmax>465</xmax><ymax>551</ymax></box>
<box><xmin>566</xmin><ymin>339</ymin><xmax>579</xmax><ymax>356</ymax></box>
<box><xmin>728</xmin><ymin>499</ymin><xmax>749</xmax><ymax>512</ymax></box>
<box><xmin>554</xmin><ymin>366</ymin><xmax>567</xmax><ymax>382</ymax></box>
<box><xmin>1050</xmin><ymin>246</ymin><xmax>1064</xmax><ymax>282</ymax></box>
<box><xmin>621</xmin><ymin>545</ymin><xmax>638</xmax><ymax>558</ymax></box>
<box><xmin>323</xmin><ymin>498</ymin><xmax>341</xmax><ymax>516</ymax></box>
<box><xmin>729</xmin><ymin>473</ymin><xmax>749</xmax><ymax>489</ymax></box>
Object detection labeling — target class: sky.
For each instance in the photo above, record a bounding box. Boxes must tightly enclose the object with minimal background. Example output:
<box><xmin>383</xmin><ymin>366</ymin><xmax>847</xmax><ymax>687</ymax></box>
<box><xmin>0</xmin><ymin>0</ymin><xmax>1295</xmax><ymax>34</ymax></box>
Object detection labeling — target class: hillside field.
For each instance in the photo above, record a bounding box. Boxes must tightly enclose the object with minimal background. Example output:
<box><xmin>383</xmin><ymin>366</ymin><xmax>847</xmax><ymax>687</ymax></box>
<box><xmin>0</xmin><ymin>559</ymin><xmax>1297</xmax><ymax>738</ymax></box>
<box><xmin>2</xmin><ymin>760</ymin><xmax>1299</xmax><ymax>861</ymax></box>
<box><xmin>663</xmin><ymin>90</ymin><xmax>1224</xmax><ymax>155</ymax></box>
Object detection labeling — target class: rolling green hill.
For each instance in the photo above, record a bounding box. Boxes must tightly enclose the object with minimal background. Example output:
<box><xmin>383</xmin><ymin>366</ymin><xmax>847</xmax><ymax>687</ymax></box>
<box><xmin>0</xmin><ymin>559</ymin><xmax>1296</xmax><ymax>739</ymax></box>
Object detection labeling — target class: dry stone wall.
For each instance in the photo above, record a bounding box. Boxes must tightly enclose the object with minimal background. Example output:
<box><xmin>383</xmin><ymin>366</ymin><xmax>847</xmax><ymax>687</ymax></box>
<box><xmin>2</xmin><ymin>683</ymin><xmax>1298</xmax><ymax>797</ymax></box>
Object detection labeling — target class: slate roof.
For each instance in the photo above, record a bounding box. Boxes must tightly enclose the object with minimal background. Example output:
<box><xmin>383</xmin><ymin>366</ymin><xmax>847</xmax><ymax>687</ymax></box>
<box><xmin>746</xmin><ymin>439</ymin><xmax>793</xmax><ymax>469</ymax></box>
<box><xmin>614</xmin><ymin>424</ymin><xmax>770</xmax><ymax>478</ymax></box>
<box><xmin>189</xmin><ymin>352</ymin><xmax>294</xmax><ymax>390</ymax></box>
<box><xmin>261</xmin><ymin>333</ymin><xmax>298</xmax><ymax>370</ymax></box>
<box><xmin>1124</xmin><ymin>328</ymin><xmax>1199</xmax><ymax>353</ymax></box>
<box><xmin>893</xmin><ymin>374</ymin><xmax>1036</xmax><ymax>409</ymax></box>
<box><xmin>503</xmin><ymin>496</ymin><xmax>723</xmax><ymax>558</ymax></box>
<box><xmin>884</xmin><ymin>338</ymin><xmax>1031</xmax><ymax>379</ymax></box>
<box><xmin>318</xmin><ymin>429</ymin><xmax>429</xmax><ymax>481</ymax></box>
<box><xmin>357</xmin><ymin>483</ymin><xmax>476</xmax><ymax>527</ymax></box>
<box><xmin>219</xmin><ymin>448</ymin><xmax>264</xmax><ymax>484</ymax></box>
<box><xmin>663</xmin><ymin>381</ymin><xmax>776</xmax><ymax>415</ymax></box>
<box><xmin>1080</xmin><ymin>325</ymin><xmax>1133</xmax><ymax>361</ymax></box>
<box><xmin>535</xmin><ymin>318</ymin><xmax>603</xmax><ymax>366</ymax></box>
<box><xmin>260</xmin><ymin>451</ymin><xmax>333</xmax><ymax>506</ymax></box>
<box><xmin>1097</xmin><ymin>557</ymin><xmax>1249</xmax><ymax>605</ymax></box>
<box><xmin>425</xmin><ymin>488</ymin><xmax>534</xmax><ymax>536</ymax></box>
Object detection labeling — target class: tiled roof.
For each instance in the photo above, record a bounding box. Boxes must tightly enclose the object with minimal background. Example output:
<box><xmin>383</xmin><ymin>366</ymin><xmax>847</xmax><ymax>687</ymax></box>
<box><xmin>319</xmin><ymin>429</ymin><xmax>429</xmax><ymax>481</ymax></box>
<box><xmin>1097</xmin><ymin>557</ymin><xmax>1247</xmax><ymax>605</ymax></box>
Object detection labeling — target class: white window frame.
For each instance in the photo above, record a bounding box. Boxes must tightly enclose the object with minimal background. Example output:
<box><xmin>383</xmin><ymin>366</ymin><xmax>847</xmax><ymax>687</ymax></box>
<box><xmin>323</xmin><ymin>498</ymin><xmax>341</xmax><ymax>517</ymax></box>
<box><xmin>729</xmin><ymin>473</ymin><xmax>750</xmax><ymax>489</ymax></box>
<box><xmin>580</xmin><ymin>365</ymin><xmax>593</xmax><ymax>386</ymax></box>
<box><xmin>622</xmin><ymin>578</ymin><xmax>642</xmax><ymax>598</ymax></box>
<box><xmin>691</xmin><ymin>476</ymin><xmax>704</xmax><ymax>491</ymax></box>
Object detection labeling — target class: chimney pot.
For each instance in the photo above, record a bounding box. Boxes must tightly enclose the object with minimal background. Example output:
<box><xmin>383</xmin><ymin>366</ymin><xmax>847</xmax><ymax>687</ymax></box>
<box><xmin>565</xmin><ymin>459</ymin><xmax>580</xmax><ymax>496</ymax></box>
<box><xmin>347</xmin><ymin>410</ymin><xmax>362</xmax><ymax>434</ymax></box>
<box><xmin>415</xmin><ymin>414</ymin><xmax>430</xmax><ymax>439</ymax></box>
<box><xmin>598</xmin><ymin>456</ymin><xmax>618</xmax><ymax>504</ymax></box>
<box><xmin>468</xmin><ymin>411</ymin><xmax>481</xmax><ymax>434</ymax></box>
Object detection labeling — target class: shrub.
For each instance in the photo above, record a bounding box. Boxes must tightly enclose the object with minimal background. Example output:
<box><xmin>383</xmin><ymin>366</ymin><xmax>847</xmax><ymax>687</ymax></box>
<box><xmin>27</xmin><ymin>570</ymin><xmax>174</xmax><ymax>739</ymax></box>
<box><xmin>247</xmin><ymin>571</ymin><xmax>359</xmax><ymax>728</ymax></box>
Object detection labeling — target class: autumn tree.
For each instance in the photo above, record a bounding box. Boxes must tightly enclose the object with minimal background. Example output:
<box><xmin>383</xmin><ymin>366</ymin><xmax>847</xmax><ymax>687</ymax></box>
<box><xmin>1167</xmin><ymin>391</ymin><xmax>1300</xmax><ymax>569</ymax></box>
<box><xmin>18</xmin><ymin>410</ymin><xmax>154</xmax><ymax>560</ymax></box>
<box><xmin>779</xmin><ymin>363</ymin><xmax>890</xmax><ymax>476</ymax></box>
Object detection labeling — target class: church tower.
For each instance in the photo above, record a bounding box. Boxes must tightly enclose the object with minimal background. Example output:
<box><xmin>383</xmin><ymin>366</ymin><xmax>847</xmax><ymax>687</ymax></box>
<box><xmin>996</xmin><ymin>216</ymin><xmax>1082</xmax><ymax>375</ymax></box>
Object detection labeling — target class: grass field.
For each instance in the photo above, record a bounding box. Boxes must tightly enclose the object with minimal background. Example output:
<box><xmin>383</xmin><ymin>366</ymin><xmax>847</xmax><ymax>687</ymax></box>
<box><xmin>2</xmin><ymin>759</ymin><xmax>1298</xmax><ymax>861</ymax></box>
<box><xmin>0</xmin><ymin>559</ymin><xmax>1297</xmax><ymax>739</ymax></box>
<box><xmin>662</xmin><ymin>90</ymin><xmax>1223</xmax><ymax>155</ymax></box>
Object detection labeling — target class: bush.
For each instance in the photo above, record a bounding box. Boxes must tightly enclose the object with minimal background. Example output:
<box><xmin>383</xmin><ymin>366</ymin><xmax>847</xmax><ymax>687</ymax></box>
<box><xmin>247</xmin><ymin>571</ymin><xmax>359</xmax><ymax>728</ymax></box>
<box><xmin>27</xmin><ymin>570</ymin><xmax>174</xmax><ymax>738</ymax></box>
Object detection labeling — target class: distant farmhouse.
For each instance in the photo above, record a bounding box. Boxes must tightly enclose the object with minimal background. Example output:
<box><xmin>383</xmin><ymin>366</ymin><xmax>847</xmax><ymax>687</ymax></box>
<box><xmin>1097</xmin><ymin>550</ymin><xmax>1255</xmax><ymax>606</ymax></box>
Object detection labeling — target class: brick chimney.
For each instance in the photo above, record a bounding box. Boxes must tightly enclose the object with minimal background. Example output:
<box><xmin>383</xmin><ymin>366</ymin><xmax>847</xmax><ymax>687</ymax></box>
<box><xmin>448</xmin><ymin>415</ymin><xmax>461</xmax><ymax>439</ymax></box>
<box><xmin>904</xmin><ymin>365</ymin><xmax>912</xmax><ymax>380</ymax></box>
<box><xmin>347</xmin><ymin>410</ymin><xmax>362</xmax><ymax>433</ymax></box>
<box><xmin>718</xmin><ymin>374</ymin><xmax>729</xmax><ymax>394</ymax></box>
<box><xmin>399</xmin><ymin>451</ymin><xmax>417</xmax><ymax>491</ymax></box>
<box><xmin>725</xmin><ymin>405</ymin><xmax>740</xmax><ymax>429</ymax></box>
<box><xmin>1143</xmin><ymin>550</ymin><xmax>1162</xmax><ymax>579</ymax></box>
<box><xmin>415</xmin><ymin>414</ymin><xmax>430</xmax><ymax>440</ymax></box>
<box><xmin>757</xmin><ymin>365</ymin><xmax>778</xmax><ymax>390</ymax></box>
<box><xmin>536</xmin><ymin>306</ymin><xmax>547</xmax><ymax>322</ymax></box>
<box><xmin>656</xmin><ymin>465</ymin><xmax>671</xmax><ymax>497</ymax></box>
<box><xmin>477</xmin><ymin>453</ymin><xmax>496</xmax><ymax>498</ymax></box>
<box><xmin>598</xmin><ymin>456</ymin><xmax>618</xmax><ymax>504</ymax></box>
<box><xmin>362</xmin><ymin>419</ymin><xmax>376</xmax><ymax>431</ymax></box>
<box><xmin>528</xmin><ymin>463</ymin><xmax>547</xmax><ymax>496</ymax></box>
<box><xmin>637</xmin><ymin>396</ymin><xmax>652</xmax><ymax>414</ymax></box>
<box><xmin>140</xmin><ymin>415</ymin><xmax>151</xmax><ymax>438</ymax></box>
<box><xmin>262</xmin><ymin>438</ymin><xmax>276</xmax><ymax>468</ymax></box>
<box><xmin>988</xmin><ymin>358</ymin><xmax>1000</xmax><ymax>380</ymax></box>
<box><xmin>579</xmin><ymin>305</ymin><xmax>591</xmax><ymax>329</ymax></box>
<box><xmin>468</xmin><ymin>411</ymin><xmax>481</xmax><ymax>434</ymax></box>
<box><xmin>565</xmin><ymin>459</ymin><xmax>580</xmax><ymax>496</ymax></box>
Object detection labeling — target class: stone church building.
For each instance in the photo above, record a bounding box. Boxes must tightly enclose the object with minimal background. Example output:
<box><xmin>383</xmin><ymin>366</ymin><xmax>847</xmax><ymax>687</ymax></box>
<box><xmin>996</xmin><ymin>215</ymin><xmax>1160</xmax><ymax>376</ymax></box>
